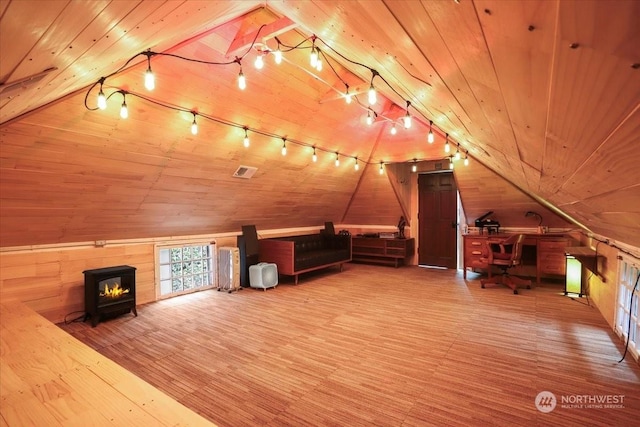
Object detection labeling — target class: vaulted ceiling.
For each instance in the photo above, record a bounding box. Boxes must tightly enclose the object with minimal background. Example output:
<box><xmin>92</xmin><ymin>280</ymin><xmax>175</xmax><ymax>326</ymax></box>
<box><xmin>1</xmin><ymin>0</ymin><xmax>639</xmax><ymax>249</ymax></box>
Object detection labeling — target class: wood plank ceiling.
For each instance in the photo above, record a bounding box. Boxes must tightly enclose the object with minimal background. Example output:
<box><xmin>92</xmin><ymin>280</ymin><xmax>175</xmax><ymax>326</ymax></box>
<box><xmin>0</xmin><ymin>0</ymin><xmax>639</xmax><ymax>248</ymax></box>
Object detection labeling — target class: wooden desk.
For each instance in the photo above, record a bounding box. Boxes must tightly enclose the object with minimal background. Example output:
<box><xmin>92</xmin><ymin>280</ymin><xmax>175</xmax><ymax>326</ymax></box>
<box><xmin>463</xmin><ymin>234</ymin><xmax>570</xmax><ymax>283</ymax></box>
<box><xmin>351</xmin><ymin>237</ymin><xmax>415</xmax><ymax>267</ymax></box>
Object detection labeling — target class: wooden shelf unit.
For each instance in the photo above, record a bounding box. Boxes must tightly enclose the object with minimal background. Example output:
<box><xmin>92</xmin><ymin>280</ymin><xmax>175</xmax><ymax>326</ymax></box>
<box><xmin>351</xmin><ymin>237</ymin><xmax>415</xmax><ymax>267</ymax></box>
<box><xmin>463</xmin><ymin>234</ymin><xmax>570</xmax><ymax>283</ymax></box>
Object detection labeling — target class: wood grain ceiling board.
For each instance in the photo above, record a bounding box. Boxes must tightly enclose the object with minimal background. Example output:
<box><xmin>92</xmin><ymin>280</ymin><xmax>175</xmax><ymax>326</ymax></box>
<box><xmin>417</xmin><ymin>1</ymin><xmax>521</xmax><ymax>164</ymax></box>
<box><xmin>0</xmin><ymin>0</ymin><xmax>68</xmax><ymax>83</ymax></box>
<box><xmin>342</xmin><ymin>161</ymin><xmax>403</xmax><ymax>226</ymax></box>
<box><xmin>540</xmin><ymin>0</ymin><xmax>640</xmax><ymax>195</ymax></box>
<box><xmin>474</xmin><ymin>0</ymin><xmax>557</xmax><ymax>185</ymax></box>
<box><xmin>552</xmin><ymin>107</ymin><xmax>640</xmax><ymax>202</ymax></box>
<box><xmin>1</xmin><ymin>0</ymin><xmax>639</xmax><ymax>249</ymax></box>
<box><xmin>268</xmin><ymin>1</ymin><xmax>470</xmax><ymax>141</ymax></box>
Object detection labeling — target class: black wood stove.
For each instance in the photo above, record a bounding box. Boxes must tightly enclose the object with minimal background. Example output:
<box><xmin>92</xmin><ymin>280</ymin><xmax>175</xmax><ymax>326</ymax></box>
<box><xmin>83</xmin><ymin>265</ymin><xmax>137</xmax><ymax>327</ymax></box>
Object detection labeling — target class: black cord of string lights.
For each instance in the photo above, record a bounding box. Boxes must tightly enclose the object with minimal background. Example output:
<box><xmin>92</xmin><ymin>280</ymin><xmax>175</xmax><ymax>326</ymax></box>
<box><xmin>84</xmin><ymin>30</ymin><xmax>461</xmax><ymax>165</ymax></box>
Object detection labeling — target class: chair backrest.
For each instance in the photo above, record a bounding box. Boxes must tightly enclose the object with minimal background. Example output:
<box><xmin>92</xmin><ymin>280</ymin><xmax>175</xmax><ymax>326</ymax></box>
<box><xmin>509</xmin><ymin>234</ymin><xmax>526</xmax><ymax>265</ymax></box>
<box><xmin>486</xmin><ymin>234</ymin><xmax>526</xmax><ymax>267</ymax></box>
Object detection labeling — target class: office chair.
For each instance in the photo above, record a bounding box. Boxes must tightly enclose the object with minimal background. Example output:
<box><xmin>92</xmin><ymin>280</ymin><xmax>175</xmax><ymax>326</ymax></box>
<box><xmin>480</xmin><ymin>234</ymin><xmax>532</xmax><ymax>294</ymax></box>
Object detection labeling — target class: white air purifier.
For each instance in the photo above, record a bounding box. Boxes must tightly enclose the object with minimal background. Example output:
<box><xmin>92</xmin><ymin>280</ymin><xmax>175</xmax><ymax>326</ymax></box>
<box><xmin>249</xmin><ymin>262</ymin><xmax>278</xmax><ymax>290</ymax></box>
<box><xmin>218</xmin><ymin>247</ymin><xmax>240</xmax><ymax>293</ymax></box>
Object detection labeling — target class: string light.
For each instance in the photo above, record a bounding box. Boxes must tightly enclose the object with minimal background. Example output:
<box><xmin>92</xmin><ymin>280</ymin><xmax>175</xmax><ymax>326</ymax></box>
<box><xmin>243</xmin><ymin>127</ymin><xmax>250</xmax><ymax>147</ymax></box>
<box><xmin>87</xmin><ymin>35</ymin><xmax>469</xmax><ymax>176</ymax></box>
<box><xmin>281</xmin><ymin>138</ymin><xmax>287</xmax><ymax>156</ymax></box>
<box><xmin>274</xmin><ymin>47</ymin><xmax>282</xmax><ymax>64</ymax></box>
<box><xmin>449</xmin><ymin>156</ymin><xmax>454</xmax><ymax>170</ymax></box>
<box><xmin>254</xmin><ymin>52</ymin><xmax>264</xmax><ymax>69</ymax></box>
<box><xmin>119</xmin><ymin>93</ymin><xmax>128</xmax><ymax>119</ymax></box>
<box><xmin>315</xmin><ymin>47</ymin><xmax>322</xmax><ymax>71</ymax></box>
<box><xmin>335</xmin><ymin>152</ymin><xmax>340</xmax><ymax>167</ymax></box>
<box><xmin>310</xmin><ymin>38</ymin><xmax>318</xmax><ymax>68</ymax></box>
<box><xmin>412</xmin><ymin>159</ymin><xmax>418</xmax><ymax>173</ymax></box>
<box><xmin>237</xmin><ymin>65</ymin><xmax>246</xmax><ymax>90</ymax></box>
<box><xmin>428</xmin><ymin>120</ymin><xmax>434</xmax><ymax>143</ymax></box>
<box><xmin>403</xmin><ymin>101</ymin><xmax>411</xmax><ymax>129</ymax></box>
<box><xmin>312</xmin><ymin>147</ymin><xmax>317</xmax><ymax>162</ymax></box>
<box><xmin>191</xmin><ymin>113</ymin><xmax>198</xmax><ymax>135</ymax></box>
<box><xmin>368</xmin><ymin>82</ymin><xmax>377</xmax><ymax>105</ymax></box>
<box><xmin>97</xmin><ymin>87</ymin><xmax>106</xmax><ymax>110</ymax></box>
<box><xmin>144</xmin><ymin>52</ymin><xmax>154</xmax><ymax>90</ymax></box>
<box><xmin>344</xmin><ymin>84</ymin><xmax>352</xmax><ymax>104</ymax></box>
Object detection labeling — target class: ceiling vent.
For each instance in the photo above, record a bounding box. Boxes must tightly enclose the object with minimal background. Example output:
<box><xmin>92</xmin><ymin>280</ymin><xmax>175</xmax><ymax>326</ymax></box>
<box><xmin>0</xmin><ymin>67</ymin><xmax>57</xmax><ymax>99</ymax></box>
<box><xmin>233</xmin><ymin>165</ymin><xmax>258</xmax><ymax>179</ymax></box>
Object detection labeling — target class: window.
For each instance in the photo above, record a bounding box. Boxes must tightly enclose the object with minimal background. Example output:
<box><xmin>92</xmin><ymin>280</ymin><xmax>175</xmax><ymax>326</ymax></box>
<box><xmin>157</xmin><ymin>243</ymin><xmax>216</xmax><ymax>297</ymax></box>
<box><xmin>615</xmin><ymin>254</ymin><xmax>640</xmax><ymax>361</ymax></box>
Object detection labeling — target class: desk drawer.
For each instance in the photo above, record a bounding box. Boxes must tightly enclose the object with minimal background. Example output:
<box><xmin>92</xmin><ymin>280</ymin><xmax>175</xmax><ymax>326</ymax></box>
<box><xmin>538</xmin><ymin>239</ymin><xmax>568</xmax><ymax>252</ymax></box>
<box><xmin>464</xmin><ymin>237</ymin><xmax>487</xmax><ymax>268</ymax></box>
<box><xmin>538</xmin><ymin>238</ymin><xmax>568</xmax><ymax>275</ymax></box>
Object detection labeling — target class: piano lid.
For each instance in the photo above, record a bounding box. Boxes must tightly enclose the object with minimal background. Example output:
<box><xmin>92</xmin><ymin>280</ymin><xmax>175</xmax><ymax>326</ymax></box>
<box><xmin>475</xmin><ymin>211</ymin><xmax>494</xmax><ymax>222</ymax></box>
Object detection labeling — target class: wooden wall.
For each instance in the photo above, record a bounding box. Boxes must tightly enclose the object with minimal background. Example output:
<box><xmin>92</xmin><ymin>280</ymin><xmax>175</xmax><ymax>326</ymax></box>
<box><xmin>2</xmin><ymin>225</ymin><xmax>633</xmax><ymax>335</ymax></box>
<box><xmin>0</xmin><ymin>243</ymin><xmax>157</xmax><ymax>323</ymax></box>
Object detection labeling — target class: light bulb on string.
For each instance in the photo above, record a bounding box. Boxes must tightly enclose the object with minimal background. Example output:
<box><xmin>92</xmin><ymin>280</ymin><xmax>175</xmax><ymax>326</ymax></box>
<box><xmin>237</xmin><ymin>66</ymin><xmax>246</xmax><ymax>90</ymax></box>
<box><xmin>345</xmin><ymin>85</ymin><xmax>352</xmax><ymax>104</ymax></box>
<box><xmin>310</xmin><ymin>42</ymin><xmax>318</xmax><ymax>68</ymax></box>
<box><xmin>144</xmin><ymin>54</ymin><xmax>154</xmax><ymax>90</ymax></box>
<box><xmin>428</xmin><ymin>120</ymin><xmax>435</xmax><ymax>143</ymax></box>
<box><xmin>254</xmin><ymin>53</ymin><xmax>264</xmax><ymax>70</ymax></box>
<box><xmin>403</xmin><ymin>101</ymin><xmax>411</xmax><ymax>128</ymax></box>
<box><xmin>412</xmin><ymin>159</ymin><xmax>418</xmax><ymax>173</ymax></box>
<box><xmin>315</xmin><ymin>48</ymin><xmax>322</xmax><ymax>71</ymax></box>
<box><xmin>243</xmin><ymin>128</ymin><xmax>250</xmax><ymax>147</ymax></box>
<box><xmin>97</xmin><ymin>87</ymin><xmax>107</xmax><ymax>110</ymax></box>
<box><xmin>281</xmin><ymin>138</ymin><xmax>287</xmax><ymax>156</ymax></box>
<box><xmin>454</xmin><ymin>146</ymin><xmax>461</xmax><ymax>161</ymax></box>
<box><xmin>190</xmin><ymin>113</ymin><xmax>198</xmax><ymax>135</ymax></box>
<box><xmin>368</xmin><ymin>83</ymin><xmax>377</xmax><ymax>105</ymax></box>
<box><xmin>444</xmin><ymin>134</ymin><xmax>450</xmax><ymax>153</ymax></box>
<box><xmin>390</xmin><ymin>122</ymin><xmax>397</xmax><ymax>135</ymax></box>
<box><xmin>274</xmin><ymin>48</ymin><xmax>282</xmax><ymax>64</ymax></box>
<box><xmin>335</xmin><ymin>152</ymin><xmax>340</xmax><ymax>167</ymax></box>
<box><xmin>449</xmin><ymin>156</ymin><xmax>454</xmax><ymax>170</ymax></box>
<box><xmin>464</xmin><ymin>152</ymin><xmax>469</xmax><ymax>166</ymax></box>
<box><xmin>366</xmin><ymin>110</ymin><xmax>373</xmax><ymax>126</ymax></box>
<box><xmin>312</xmin><ymin>147</ymin><xmax>317</xmax><ymax>162</ymax></box>
<box><xmin>379</xmin><ymin>161</ymin><xmax>384</xmax><ymax>175</ymax></box>
<box><xmin>119</xmin><ymin>94</ymin><xmax>128</xmax><ymax>119</ymax></box>
<box><xmin>354</xmin><ymin>157</ymin><xmax>359</xmax><ymax>171</ymax></box>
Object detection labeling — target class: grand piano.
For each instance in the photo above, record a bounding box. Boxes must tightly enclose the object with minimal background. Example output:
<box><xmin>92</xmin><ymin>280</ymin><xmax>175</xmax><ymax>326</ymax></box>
<box><xmin>475</xmin><ymin>211</ymin><xmax>500</xmax><ymax>234</ymax></box>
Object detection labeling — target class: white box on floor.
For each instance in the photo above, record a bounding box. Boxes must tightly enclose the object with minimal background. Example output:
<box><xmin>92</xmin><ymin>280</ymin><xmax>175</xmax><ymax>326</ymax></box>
<box><xmin>249</xmin><ymin>262</ymin><xmax>278</xmax><ymax>290</ymax></box>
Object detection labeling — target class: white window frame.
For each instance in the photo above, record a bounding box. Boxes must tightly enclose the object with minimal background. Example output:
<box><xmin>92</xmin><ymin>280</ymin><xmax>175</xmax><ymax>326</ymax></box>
<box><xmin>615</xmin><ymin>253</ymin><xmax>640</xmax><ymax>361</ymax></box>
<box><xmin>155</xmin><ymin>241</ymin><xmax>217</xmax><ymax>299</ymax></box>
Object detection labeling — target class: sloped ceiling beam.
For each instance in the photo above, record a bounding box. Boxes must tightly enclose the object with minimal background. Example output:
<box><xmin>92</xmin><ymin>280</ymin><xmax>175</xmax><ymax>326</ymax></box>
<box><xmin>226</xmin><ymin>15</ymin><xmax>298</xmax><ymax>57</ymax></box>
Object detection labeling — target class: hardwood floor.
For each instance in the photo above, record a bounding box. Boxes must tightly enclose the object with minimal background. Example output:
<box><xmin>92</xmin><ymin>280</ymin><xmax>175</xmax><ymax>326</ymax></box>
<box><xmin>59</xmin><ymin>264</ymin><xmax>640</xmax><ymax>426</ymax></box>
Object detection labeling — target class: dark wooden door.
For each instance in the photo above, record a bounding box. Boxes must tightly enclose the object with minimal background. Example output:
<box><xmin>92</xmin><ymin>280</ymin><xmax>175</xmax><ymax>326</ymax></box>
<box><xmin>418</xmin><ymin>172</ymin><xmax>457</xmax><ymax>268</ymax></box>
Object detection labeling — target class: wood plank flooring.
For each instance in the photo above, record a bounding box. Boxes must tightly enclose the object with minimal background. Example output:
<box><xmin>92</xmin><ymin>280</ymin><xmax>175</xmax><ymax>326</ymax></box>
<box><xmin>0</xmin><ymin>300</ymin><xmax>215</xmax><ymax>426</ymax></box>
<box><xmin>59</xmin><ymin>264</ymin><xmax>640</xmax><ymax>426</ymax></box>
